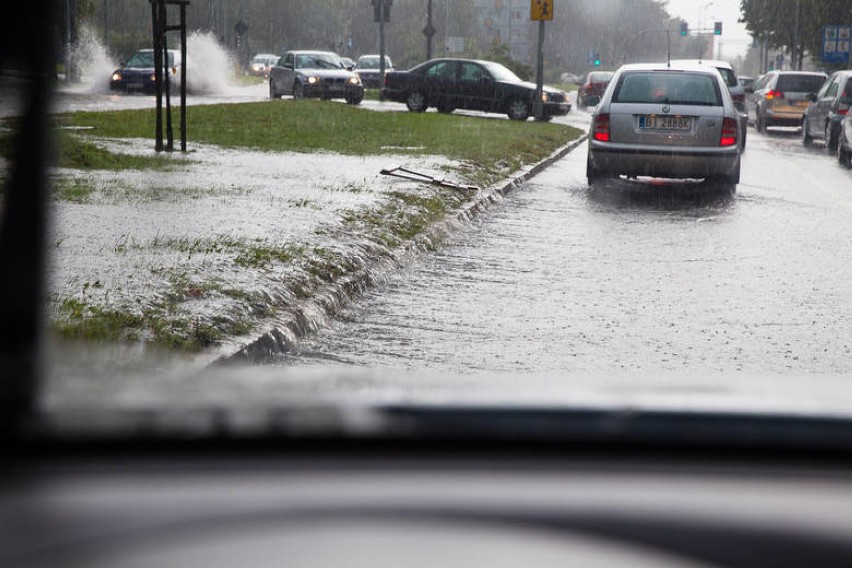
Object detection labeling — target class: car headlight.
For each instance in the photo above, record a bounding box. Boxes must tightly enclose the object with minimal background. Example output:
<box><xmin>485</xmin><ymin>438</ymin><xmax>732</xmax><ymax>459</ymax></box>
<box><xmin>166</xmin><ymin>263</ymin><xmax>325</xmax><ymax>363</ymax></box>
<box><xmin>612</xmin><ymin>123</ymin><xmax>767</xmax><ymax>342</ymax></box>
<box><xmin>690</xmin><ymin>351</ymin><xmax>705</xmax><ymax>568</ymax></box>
<box><xmin>111</xmin><ymin>73</ymin><xmax>122</xmax><ymax>81</ymax></box>
<box><xmin>307</xmin><ymin>76</ymin><xmax>320</xmax><ymax>84</ymax></box>
<box><xmin>150</xmin><ymin>73</ymin><xmax>157</xmax><ymax>82</ymax></box>
<box><xmin>541</xmin><ymin>92</ymin><xmax>550</xmax><ymax>102</ymax></box>
<box><xmin>348</xmin><ymin>77</ymin><xmax>361</xmax><ymax>85</ymax></box>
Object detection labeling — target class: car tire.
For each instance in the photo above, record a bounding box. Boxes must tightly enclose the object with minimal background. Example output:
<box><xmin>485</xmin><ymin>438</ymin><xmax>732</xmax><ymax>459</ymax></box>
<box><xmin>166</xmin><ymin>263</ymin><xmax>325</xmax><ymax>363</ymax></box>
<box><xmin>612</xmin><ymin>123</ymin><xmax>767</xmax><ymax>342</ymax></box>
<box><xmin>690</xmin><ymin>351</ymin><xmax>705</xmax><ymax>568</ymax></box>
<box><xmin>436</xmin><ymin>101</ymin><xmax>455</xmax><ymax>114</ymax></box>
<box><xmin>293</xmin><ymin>82</ymin><xmax>304</xmax><ymax>100</ymax></box>
<box><xmin>345</xmin><ymin>93</ymin><xmax>363</xmax><ymax>105</ymax></box>
<box><xmin>507</xmin><ymin>98</ymin><xmax>531</xmax><ymax>121</ymax></box>
<box><xmin>825</xmin><ymin>122</ymin><xmax>839</xmax><ymax>153</ymax></box>
<box><xmin>716</xmin><ymin>160</ymin><xmax>741</xmax><ymax>187</ymax></box>
<box><xmin>586</xmin><ymin>152</ymin><xmax>606</xmax><ymax>185</ymax></box>
<box><xmin>802</xmin><ymin>117</ymin><xmax>813</xmax><ymax>147</ymax></box>
<box><xmin>839</xmin><ymin>145</ymin><xmax>852</xmax><ymax>169</ymax></box>
<box><xmin>406</xmin><ymin>91</ymin><xmax>427</xmax><ymax>113</ymax></box>
<box><xmin>740</xmin><ymin>125</ymin><xmax>747</xmax><ymax>151</ymax></box>
<box><xmin>269</xmin><ymin>80</ymin><xmax>279</xmax><ymax>99</ymax></box>
<box><xmin>756</xmin><ymin>113</ymin><xmax>766</xmax><ymax>133</ymax></box>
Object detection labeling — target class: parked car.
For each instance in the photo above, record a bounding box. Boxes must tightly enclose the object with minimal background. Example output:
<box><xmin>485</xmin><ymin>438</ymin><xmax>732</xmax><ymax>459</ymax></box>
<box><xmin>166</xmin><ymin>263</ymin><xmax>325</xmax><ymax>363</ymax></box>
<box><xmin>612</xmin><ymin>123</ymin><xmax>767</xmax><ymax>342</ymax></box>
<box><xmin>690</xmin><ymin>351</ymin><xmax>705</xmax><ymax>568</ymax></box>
<box><xmin>354</xmin><ymin>55</ymin><xmax>394</xmax><ymax>89</ymax></box>
<box><xmin>248</xmin><ymin>53</ymin><xmax>279</xmax><ymax>78</ymax></box>
<box><xmin>109</xmin><ymin>48</ymin><xmax>182</xmax><ymax>94</ymax></box>
<box><xmin>739</xmin><ymin>75</ymin><xmax>754</xmax><ymax>92</ymax></box>
<box><xmin>560</xmin><ymin>72</ymin><xmax>581</xmax><ymax>84</ymax></box>
<box><xmin>577</xmin><ymin>71</ymin><xmax>614</xmax><ymax>108</ymax></box>
<box><xmin>268</xmin><ymin>51</ymin><xmax>364</xmax><ymax>105</ymax></box>
<box><xmin>802</xmin><ymin>70</ymin><xmax>852</xmax><ymax>152</ymax></box>
<box><xmin>586</xmin><ymin>63</ymin><xmax>742</xmax><ymax>186</ymax></box>
<box><xmin>380</xmin><ymin>58</ymin><xmax>570</xmax><ymax>121</ymax></box>
<box><xmin>747</xmin><ymin>70</ymin><xmax>828</xmax><ymax>132</ymax></box>
<box><xmin>670</xmin><ymin>59</ymin><xmax>747</xmax><ymax>148</ymax></box>
<box><xmin>839</xmin><ymin>115</ymin><xmax>852</xmax><ymax>168</ymax></box>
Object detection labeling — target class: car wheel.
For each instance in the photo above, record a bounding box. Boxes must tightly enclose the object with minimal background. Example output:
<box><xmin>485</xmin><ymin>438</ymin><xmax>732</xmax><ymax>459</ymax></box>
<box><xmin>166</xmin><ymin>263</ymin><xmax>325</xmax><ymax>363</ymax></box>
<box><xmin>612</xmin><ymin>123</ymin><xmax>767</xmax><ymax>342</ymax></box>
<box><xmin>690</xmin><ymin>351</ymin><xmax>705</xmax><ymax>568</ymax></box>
<box><xmin>756</xmin><ymin>113</ymin><xmax>766</xmax><ymax>133</ymax></box>
<box><xmin>269</xmin><ymin>80</ymin><xmax>279</xmax><ymax>99</ymax></box>
<box><xmin>839</xmin><ymin>144</ymin><xmax>852</xmax><ymax>169</ymax></box>
<box><xmin>406</xmin><ymin>91</ymin><xmax>427</xmax><ymax>112</ymax></box>
<box><xmin>507</xmin><ymin>98</ymin><xmax>531</xmax><ymax>121</ymax></box>
<box><xmin>825</xmin><ymin>122</ymin><xmax>839</xmax><ymax>153</ymax></box>
<box><xmin>293</xmin><ymin>82</ymin><xmax>304</xmax><ymax>100</ymax></box>
<box><xmin>586</xmin><ymin>152</ymin><xmax>606</xmax><ymax>185</ymax></box>
<box><xmin>740</xmin><ymin>125</ymin><xmax>747</xmax><ymax>151</ymax></box>
<box><xmin>716</xmin><ymin>160</ymin><xmax>741</xmax><ymax>187</ymax></box>
<box><xmin>802</xmin><ymin>117</ymin><xmax>813</xmax><ymax>147</ymax></box>
<box><xmin>345</xmin><ymin>93</ymin><xmax>363</xmax><ymax>105</ymax></box>
<box><xmin>436</xmin><ymin>101</ymin><xmax>455</xmax><ymax>114</ymax></box>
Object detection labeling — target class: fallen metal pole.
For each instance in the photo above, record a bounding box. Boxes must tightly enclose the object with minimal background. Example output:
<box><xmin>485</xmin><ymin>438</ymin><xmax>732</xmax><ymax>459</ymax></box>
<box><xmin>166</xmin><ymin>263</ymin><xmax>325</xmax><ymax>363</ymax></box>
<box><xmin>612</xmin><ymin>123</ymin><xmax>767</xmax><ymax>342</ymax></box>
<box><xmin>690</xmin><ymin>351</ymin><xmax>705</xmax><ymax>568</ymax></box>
<box><xmin>380</xmin><ymin>167</ymin><xmax>480</xmax><ymax>192</ymax></box>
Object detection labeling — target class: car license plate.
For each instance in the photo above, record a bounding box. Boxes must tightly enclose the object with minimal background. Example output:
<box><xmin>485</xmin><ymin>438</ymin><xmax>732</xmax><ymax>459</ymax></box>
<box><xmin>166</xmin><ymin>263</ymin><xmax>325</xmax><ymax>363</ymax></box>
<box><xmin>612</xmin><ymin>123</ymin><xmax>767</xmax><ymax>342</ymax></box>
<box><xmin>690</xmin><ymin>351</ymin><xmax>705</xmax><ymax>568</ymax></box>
<box><xmin>639</xmin><ymin>115</ymin><xmax>692</xmax><ymax>130</ymax></box>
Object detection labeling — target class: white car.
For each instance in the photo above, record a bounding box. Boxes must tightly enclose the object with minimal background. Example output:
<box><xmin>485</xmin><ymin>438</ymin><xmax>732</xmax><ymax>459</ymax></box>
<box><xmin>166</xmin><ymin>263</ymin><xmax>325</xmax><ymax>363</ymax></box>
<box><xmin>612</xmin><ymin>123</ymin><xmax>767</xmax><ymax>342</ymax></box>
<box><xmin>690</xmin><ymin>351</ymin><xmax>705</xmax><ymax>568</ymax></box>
<box><xmin>587</xmin><ymin>63</ymin><xmax>742</xmax><ymax>186</ymax></box>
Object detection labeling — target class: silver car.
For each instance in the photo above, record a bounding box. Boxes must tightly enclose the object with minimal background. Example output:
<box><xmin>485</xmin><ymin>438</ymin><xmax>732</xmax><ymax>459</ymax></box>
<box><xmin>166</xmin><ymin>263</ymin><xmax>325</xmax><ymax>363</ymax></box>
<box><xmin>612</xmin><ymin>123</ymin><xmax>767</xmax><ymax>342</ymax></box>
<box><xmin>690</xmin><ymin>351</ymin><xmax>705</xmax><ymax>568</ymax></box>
<box><xmin>587</xmin><ymin>63</ymin><xmax>742</xmax><ymax>186</ymax></box>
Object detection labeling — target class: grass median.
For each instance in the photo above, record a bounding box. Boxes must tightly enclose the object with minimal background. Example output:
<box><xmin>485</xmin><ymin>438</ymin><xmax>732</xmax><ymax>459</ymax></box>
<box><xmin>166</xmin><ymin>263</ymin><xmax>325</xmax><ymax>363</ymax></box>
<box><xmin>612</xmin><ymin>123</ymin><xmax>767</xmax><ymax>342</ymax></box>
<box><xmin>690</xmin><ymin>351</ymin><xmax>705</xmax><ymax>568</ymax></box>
<box><xmin>44</xmin><ymin>101</ymin><xmax>582</xmax><ymax>355</ymax></box>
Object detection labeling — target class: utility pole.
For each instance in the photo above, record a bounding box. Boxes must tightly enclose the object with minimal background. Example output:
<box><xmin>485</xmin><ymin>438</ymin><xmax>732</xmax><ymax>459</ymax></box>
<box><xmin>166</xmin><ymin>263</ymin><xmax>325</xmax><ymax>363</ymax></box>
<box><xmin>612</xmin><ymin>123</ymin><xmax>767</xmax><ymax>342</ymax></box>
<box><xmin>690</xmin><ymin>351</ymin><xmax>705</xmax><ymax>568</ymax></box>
<box><xmin>424</xmin><ymin>0</ymin><xmax>434</xmax><ymax>60</ymax></box>
<box><xmin>531</xmin><ymin>0</ymin><xmax>553</xmax><ymax>122</ymax></box>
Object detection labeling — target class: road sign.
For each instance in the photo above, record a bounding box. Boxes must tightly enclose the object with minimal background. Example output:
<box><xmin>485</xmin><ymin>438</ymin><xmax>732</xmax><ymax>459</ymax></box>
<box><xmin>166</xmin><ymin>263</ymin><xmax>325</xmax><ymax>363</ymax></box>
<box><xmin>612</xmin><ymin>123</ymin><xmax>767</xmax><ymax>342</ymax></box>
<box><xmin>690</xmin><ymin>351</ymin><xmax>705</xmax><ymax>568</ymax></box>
<box><xmin>822</xmin><ymin>25</ymin><xmax>851</xmax><ymax>64</ymax></box>
<box><xmin>531</xmin><ymin>0</ymin><xmax>553</xmax><ymax>22</ymax></box>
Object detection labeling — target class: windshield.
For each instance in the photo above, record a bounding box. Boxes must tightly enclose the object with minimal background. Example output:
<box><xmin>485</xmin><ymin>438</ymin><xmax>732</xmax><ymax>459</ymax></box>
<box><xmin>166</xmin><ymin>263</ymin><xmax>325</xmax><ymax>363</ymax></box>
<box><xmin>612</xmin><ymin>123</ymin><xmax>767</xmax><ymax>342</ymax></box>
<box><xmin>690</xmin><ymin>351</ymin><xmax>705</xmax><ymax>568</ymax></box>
<box><xmin>296</xmin><ymin>52</ymin><xmax>343</xmax><ymax>70</ymax></box>
<box><xmin>3</xmin><ymin>0</ymin><xmax>852</xmax><ymax>445</ymax></box>
<box><xmin>357</xmin><ymin>56</ymin><xmax>391</xmax><ymax>69</ymax></box>
<box><xmin>125</xmin><ymin>51</ymin><xmax>175</xmax><ymax>68</ymax></box>
<box><xmin>614</xmin><ymin>71</ymin><xmax>721</xmax><ymax>105</ymax></box>
<box><xmin>776</xmin><ymin>74</ymin><xmax>829</xmax><ymax>92</ymax></box>
<box><xmin>482</xmin><ymin>61</ymin><xmax>522</xmax><ymax>82</ymax></box>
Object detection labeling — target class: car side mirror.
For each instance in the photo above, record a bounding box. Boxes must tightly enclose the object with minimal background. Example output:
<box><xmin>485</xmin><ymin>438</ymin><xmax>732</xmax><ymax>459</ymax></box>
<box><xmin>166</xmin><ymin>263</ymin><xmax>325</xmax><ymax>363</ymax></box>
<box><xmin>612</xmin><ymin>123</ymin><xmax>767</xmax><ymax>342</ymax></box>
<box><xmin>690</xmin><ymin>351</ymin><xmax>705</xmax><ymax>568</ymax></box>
<box><xmin>479</xmin><ymin>76</ymin><xmax>492</xmax><ymax>84</ymax></box>
<box><xmin>807</xmin><ymin>93</ymin><xmax>817</xmax><ymax>102</ymax></box>
<box><xmin>346</xmin><ymin>65</ymin><xmax>354</xmax><ymax>71</ymax></box>
<box><xmin>283</xmin><ymin>63</ymin><xmax>294</xmax><ymax>70</ymax></box>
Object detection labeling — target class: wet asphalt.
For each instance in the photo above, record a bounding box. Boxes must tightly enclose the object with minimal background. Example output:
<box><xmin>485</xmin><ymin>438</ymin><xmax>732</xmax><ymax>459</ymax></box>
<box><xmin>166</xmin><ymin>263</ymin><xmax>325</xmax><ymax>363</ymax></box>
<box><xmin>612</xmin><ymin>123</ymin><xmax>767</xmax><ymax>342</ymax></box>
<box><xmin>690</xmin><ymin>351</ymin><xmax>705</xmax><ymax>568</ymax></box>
<box><xmin>279</xmin><ymin>123</ymin><xmax>852</xmax><ymax>375</ymax></box>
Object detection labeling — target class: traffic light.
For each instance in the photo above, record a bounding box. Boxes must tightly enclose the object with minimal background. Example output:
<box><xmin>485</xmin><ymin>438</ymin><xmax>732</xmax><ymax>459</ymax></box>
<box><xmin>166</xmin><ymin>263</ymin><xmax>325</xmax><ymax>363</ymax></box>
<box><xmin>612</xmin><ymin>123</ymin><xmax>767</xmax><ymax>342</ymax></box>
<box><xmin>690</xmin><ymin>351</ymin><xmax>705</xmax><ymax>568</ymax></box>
<box><xmin>714</xmin><ymin>21</ymin><xmax>723</xmax><ymax>35</ymax></box>
<box><xmin>680</xmin><ymin>22</ymin><xmax>689</xmax><ymax>36</ymax></box>
<box><xmin>593</xmin><ymin>54</ymin><xmax>601</xmax><ymax>66</ymax></box>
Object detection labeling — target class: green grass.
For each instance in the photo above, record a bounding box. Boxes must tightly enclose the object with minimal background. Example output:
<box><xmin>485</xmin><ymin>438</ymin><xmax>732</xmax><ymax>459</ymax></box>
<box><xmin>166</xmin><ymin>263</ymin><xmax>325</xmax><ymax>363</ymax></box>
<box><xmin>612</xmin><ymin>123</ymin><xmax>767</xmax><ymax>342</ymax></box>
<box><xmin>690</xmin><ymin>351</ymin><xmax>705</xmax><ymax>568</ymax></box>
<box><xmin>59</xmin><ymin>101</ymin><xmax>581</xmax><ymax>184</ymax></box>
<box><xmin>0</xmin><ymin>121</ymin><xmax>192</xmax><ymax>171</ymax></box>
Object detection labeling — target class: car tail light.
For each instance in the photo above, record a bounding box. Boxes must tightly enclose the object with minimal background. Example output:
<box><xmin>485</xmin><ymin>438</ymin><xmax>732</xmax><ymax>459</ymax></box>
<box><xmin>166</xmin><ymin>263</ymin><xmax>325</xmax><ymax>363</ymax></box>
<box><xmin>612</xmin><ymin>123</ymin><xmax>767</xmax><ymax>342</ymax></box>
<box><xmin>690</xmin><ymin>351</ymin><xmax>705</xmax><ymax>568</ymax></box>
<box><xmin>765</xmin><ymin>90</ymin><xmax>783</xmax><ymax>100</ymax></box>
<box><xmin>839</xmin><ymin>94</ymin><xmax>849</xmax><ymax>116</ymax></box>
<box><xmin>593</xmin><ymin>113</ymin><xmax>610</xmax><ymax>142</ymax></box>
<box><xmin>720</xmin><ymin>117</ymin><xmax>738</xmax><ymax>147</ymax></box>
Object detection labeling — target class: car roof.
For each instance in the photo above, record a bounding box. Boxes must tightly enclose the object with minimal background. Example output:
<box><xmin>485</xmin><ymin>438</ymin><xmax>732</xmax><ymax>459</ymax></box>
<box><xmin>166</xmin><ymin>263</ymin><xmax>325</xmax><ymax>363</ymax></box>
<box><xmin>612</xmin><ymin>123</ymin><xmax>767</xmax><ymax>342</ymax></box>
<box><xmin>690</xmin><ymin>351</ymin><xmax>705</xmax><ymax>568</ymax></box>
<box><xmin>769</xmin><ymin>70</ymin><xmax>827</xmax><ymax>76</ymax></box>
<box><xmin>287</xmin><ymin>50</ymin><xmax>339</xmax><ymax>56</ymax></box>
<box><xmin>616</xmin><ymin>63</ymin><xmax>722</xmax><ymax>76</ymax></box>
<box><xmin>670</xmin><ymin>58</ymin><xmax>734</xmax><ymax>69</ymax></box>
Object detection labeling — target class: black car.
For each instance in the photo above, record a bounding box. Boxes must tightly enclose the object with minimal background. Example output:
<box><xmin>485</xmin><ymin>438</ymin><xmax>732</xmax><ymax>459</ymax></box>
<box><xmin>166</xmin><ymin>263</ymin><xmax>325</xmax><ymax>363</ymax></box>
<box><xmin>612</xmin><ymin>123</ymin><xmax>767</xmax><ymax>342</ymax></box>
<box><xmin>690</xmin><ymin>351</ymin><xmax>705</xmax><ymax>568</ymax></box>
<box><xmin>381</xmin><ymin>58</ymin><xmax>570</xmax><ymax>121</ymax></box>
<box><xmin>354</xmin><ymin>54</ymin><xmax>393</xmax><ymax>88</ymax></box>
<box><xmin>268</xmin><ymin>50</ymin><xmax>364</xmax><ymax>105</ymax></box>
<box><xmin>110</xmin><ymin>48</ymin><xmax>182</xmax><ymax>94</ymax></box>
<box><xmin>802</xmin><ymin>70</ymin><xmax>852</xmax><ymax>152</ymax></box>
<box><xmin>839</xmin><ymin>115</ymin><xmax>852</xmax><ymax>168</ymax></box>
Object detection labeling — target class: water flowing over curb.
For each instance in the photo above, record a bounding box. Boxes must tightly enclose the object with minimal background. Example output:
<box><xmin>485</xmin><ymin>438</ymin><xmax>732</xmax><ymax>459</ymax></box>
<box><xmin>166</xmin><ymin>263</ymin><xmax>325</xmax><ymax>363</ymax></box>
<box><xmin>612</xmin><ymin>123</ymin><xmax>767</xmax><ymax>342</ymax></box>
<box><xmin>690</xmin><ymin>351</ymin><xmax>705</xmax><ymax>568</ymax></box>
<box><xmin>206</xmin><ymin>134</ymin><xmax>588</xmax><ymax>366</ymax></box>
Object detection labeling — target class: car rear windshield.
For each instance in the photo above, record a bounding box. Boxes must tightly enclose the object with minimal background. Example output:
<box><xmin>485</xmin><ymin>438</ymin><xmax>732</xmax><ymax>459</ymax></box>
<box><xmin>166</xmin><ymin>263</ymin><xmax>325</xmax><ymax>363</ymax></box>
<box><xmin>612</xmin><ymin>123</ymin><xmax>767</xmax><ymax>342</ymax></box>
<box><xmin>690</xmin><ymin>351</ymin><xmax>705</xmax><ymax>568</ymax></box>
<box><xmin>715</xmin><ymin>67</ymin><xmax>737</xmax><ymax>88</ymax></box>
<box><xmin>589</xmin><ymin>72</ymin><xmax>613</xmax><ymax>83</ymax></box>
<box><xmin>776</xmin><ymin>74</ymin><xmax>826</xmax><ymax>93</ymax></box>
<box><xmin>613</xmin><ymin>71</ymin><xmax>722</xmax><ymax>106</ymax></box>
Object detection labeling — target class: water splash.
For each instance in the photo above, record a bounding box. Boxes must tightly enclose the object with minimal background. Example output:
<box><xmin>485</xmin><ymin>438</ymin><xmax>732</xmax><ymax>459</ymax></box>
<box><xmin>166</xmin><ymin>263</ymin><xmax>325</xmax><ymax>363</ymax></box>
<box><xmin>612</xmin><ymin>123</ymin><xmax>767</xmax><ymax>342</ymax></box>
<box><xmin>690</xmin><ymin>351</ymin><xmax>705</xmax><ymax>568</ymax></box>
<box><xmin>186</xmin><ymin>32</ymin><xmax>238</xmax><ymax>95</ymax></box>
<box><xmin>68</xmin><ymin>25</ymin><xmax>118</xmax><ymax>94</ymax></box>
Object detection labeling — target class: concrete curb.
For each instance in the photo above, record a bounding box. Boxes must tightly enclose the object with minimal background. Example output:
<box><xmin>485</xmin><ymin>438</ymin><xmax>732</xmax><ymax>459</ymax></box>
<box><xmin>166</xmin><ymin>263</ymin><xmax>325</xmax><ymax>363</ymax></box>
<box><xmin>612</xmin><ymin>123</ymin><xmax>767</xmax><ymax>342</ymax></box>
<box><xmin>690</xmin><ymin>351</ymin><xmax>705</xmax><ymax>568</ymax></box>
<box><xmin>207</xmin><ymin>133</ymin><xmax>588</xmax><ymax>366</ymax></box>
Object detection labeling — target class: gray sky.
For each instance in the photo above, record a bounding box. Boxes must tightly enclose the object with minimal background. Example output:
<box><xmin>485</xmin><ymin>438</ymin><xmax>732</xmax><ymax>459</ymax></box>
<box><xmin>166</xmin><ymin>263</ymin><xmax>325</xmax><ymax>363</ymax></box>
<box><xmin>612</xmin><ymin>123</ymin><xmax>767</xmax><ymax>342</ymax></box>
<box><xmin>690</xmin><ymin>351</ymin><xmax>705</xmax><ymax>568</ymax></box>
<box><xmin>664</xmin><ymin>0</ymin><xmax>753</xmax><ymax>60</ymax></box>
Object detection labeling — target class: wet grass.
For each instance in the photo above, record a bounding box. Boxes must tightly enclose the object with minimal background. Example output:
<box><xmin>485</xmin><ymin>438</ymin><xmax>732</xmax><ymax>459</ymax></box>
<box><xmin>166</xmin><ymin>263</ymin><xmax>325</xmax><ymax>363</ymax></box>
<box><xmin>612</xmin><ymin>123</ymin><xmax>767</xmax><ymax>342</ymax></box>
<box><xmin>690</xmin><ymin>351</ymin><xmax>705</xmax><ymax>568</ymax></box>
<box><xmin>0</xmin><ymin>119</ymin><xmax>191</xmax><ymax>171</ymax></box>
<box><xmin>59</xmin><ymin>102</ymin><xmax>580</xmax><ymax>183</ymax></box>
<box><xmin>53</xmin><ymin>177</ymin><xmax>96</xmax><ymax>203</ymax></box>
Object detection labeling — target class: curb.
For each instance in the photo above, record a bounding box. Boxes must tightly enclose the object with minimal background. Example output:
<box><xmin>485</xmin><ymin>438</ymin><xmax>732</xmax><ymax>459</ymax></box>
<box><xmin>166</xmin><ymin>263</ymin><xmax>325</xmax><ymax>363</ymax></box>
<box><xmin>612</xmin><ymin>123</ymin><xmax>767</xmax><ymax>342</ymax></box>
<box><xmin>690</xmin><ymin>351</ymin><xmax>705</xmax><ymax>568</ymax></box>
<box><xmin>207</xmin><ymin>133</ymin><xmax>588</xmax><ymax>366</ymax></box>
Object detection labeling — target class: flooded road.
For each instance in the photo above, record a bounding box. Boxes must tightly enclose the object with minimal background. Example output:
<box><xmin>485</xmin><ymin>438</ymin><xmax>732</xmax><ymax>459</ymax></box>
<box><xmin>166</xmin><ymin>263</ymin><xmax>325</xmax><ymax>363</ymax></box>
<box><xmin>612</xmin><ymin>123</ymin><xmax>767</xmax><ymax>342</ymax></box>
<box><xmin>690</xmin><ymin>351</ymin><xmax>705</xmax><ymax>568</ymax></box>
<box><xmin>279</xmin><ymin>128</ymin><xmax>852</xmax><ymax>374</ymax></box>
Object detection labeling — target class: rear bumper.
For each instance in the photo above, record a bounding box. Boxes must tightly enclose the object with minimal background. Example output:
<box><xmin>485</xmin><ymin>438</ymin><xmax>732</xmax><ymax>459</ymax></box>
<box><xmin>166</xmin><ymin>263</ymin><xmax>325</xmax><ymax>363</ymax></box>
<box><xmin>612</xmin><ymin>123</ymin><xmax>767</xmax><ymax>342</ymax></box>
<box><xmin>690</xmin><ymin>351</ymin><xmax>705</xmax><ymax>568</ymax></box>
<box><xmin>765</xmin><ymin>107</ymin><xmax>807</xmax><ymax>126</ymax></box>
<box><xmin>589</xmin><ymin>141</ymin><xmax>740</xmax><ymax>178</ymax></box>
